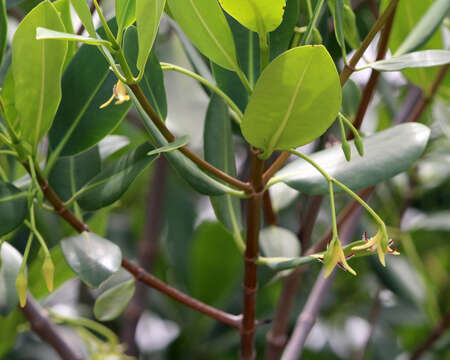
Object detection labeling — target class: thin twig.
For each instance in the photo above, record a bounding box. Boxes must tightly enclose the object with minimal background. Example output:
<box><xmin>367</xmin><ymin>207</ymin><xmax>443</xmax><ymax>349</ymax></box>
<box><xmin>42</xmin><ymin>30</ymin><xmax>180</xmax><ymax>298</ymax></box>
<box><xmin>410</xmin><ymin>310</ymin><xmax>450</xmax><ymax>360</ymax></box>
<box><xmin>21</xmin><ymin>295</ymin><xmax>84</xmax><ymax>360</ymax></box>
<box><xmin>128</xmin><ymin>84</ymin><xmax>252</xmax><ymax>193</ymax></box>
<box><xmin>406</xmin><ymin>65</ymin><xmax>450</xmax><ymax>123</ymax></box>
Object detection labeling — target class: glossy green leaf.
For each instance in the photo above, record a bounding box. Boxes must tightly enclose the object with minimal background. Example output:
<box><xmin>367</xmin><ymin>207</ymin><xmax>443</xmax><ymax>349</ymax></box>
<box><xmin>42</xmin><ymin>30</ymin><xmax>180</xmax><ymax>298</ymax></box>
<box><xmin>269</xmin><ymin>123</ymin><xmax>431</xmax><ymax>194</ymax></box>
<box><xmin>242</xmin><ymin>45</ymin><xmax>341</xmax><ymax>158</ymax></box>
<box><xmin>136</xmin><ymin>0</ymin><xmax>165</xmax><ymax>71</ymax></box>
<box><xmin>259</xmin><ymin>226</ymin><xmax>300</xmax><ymax>258</ymax></box>
<box><xmin>71</xmin><ymin>0</ymin><xmax>96</xmax><ymax>37</ymax></box>
<box><xmin>77</xmin><ymin>143</ymin><xmax>158</xmax><ymax>211</ymax></box>
<box><xmin>0</xmin><ymin>69</ymin><xmax>19</xmax><ymax>132</ymax></box>
<box><xmin>36</xmin><ymin>27</ymin><xmax>112</xmax><ymax>46</ymax></box>
<box><xmin>94</xmin><ymin>278</ymin><xmax>135</xmax><ymax>321</ymax></box>
<box><xmin>61</xmin><ymin>232</ymin><xmax>122</xmax><ymax>288</ymax></box>
<box><xmin>328</xmin><ymin>0</ymin><xmax>359</xmax><ymax>49</ymax></box>
<box><xmin>116</xmin><ymin>0</ymin><xmax>136</xmax><ymax>34</ymax></box>
<box><xmin>204</xmin><ymin>95</ymin><xmax>243</xmax><ymax>242</ymax></box>
<box><xmin>53</xmin><ymin>0</ymin><xmax>77</xmax><ymax>69</ymax></box>
<box><xmin>332</xmin><ymin>0</ymin><xmax>346</xmax><ymax>52</ymax></box>
<box><xmin>0</xmin><ymin>182</ymin><xmax>28</xmax><ymax>236</ymax></box>
<box><xmin>0</xmin><ymin>310</ymin><xmax>24</xmax><ymax>358</ymax></box>
<box><xmin>189</xmin><ymin>222</ymin><xmax>241</xmax><ymax>304</ymax></box>
<box><xmin>394</xmin><ymin>0</ymin><xmax>450</xmax><ymax>56</ymax></box>
<box><xmin>130</xmin><ymin>90</ymin><xmax>244</xmax><ymax>196</ymax></box>
<box><xmin>123</xmin><ymin>26</ymin><xmax>167</xmax><ymax>119</ymax></box>
<box><xmin>341</xmin><ymin>79</ymin><xmax>361</xmax><ymax>118</ymax></box>
<box><xmin>147</xmin><ymin>136</ymin><xmax>189</xmax><ymax>156</ymax></box>
<box><xmin>0</xmin><ymin>0</ymin><xmax>6</xmax><ymax>66</ymax></box>
<box><xmin>49</xmin><ymin>146</ymin><xmax>101</xmax><ymax>202</ymax></box>
<box><xmin>12</xmin><ymin>0</ymin><xmax>68</xmax><ymax>150</ymax></box>
<box><xmin>368</xmin><ymin>50</ymin><xmax>450</xmax><ymax>72</ymax></box>
<box><xmin>0</xmin><ymin>242</ymin><xmax>22</xmax><ymax>316</ymax></box>
<box><xmin>270</xmin><ymin>0</ymin><xmax>299</xmax><ymax>59</ymax></box>
<box><xmin>49</xmin><ymin>23</ymin><xmax>132</xmax><ymax>156</ymax></box>
<box><xmin>382</xmin><ymin>0</ymin><xmax>444</xmax><ymax>89</ymax></box>
<box><xmin>167</xmin><ymin>0</ymin><xmax>239</xmax><ymax>71</ymax></box>
<box><xmin>28</xmin><ymin>245</ymin><xmax>76</xmax><ymax>299</ymax></box>
<box><xmin>218</xmin><ymin>0</ymin><xmax>286</xmax><ymax>36</ymax></box>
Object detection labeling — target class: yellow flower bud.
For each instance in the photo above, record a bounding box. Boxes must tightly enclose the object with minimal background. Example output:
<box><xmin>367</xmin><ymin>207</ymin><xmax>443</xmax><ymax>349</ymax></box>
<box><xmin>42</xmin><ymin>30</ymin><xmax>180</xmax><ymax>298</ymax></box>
<box><xmin>99</xmin><ymin>80</ymin><xmax>130</xmax><ymax>109</ymax></box>
<box><xmin>42</xmin><ymin>255</ymin><xmax>55</xmax><ymax>292</ymax></box>
<box><xmin>15</xmin><ymin>272</ymin><xmax>28</xmax><ymax>307</ymax></box>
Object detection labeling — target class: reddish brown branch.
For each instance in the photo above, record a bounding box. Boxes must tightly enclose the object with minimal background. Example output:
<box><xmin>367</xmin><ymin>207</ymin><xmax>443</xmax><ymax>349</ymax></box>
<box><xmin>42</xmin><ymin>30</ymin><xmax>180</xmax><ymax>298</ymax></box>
<box><xmin>21</xmin><ymin>296</ymin><xmax>84</xmax><ymax>360</ymax></box>
<box><xmin>263</xmin><ymin>190</ymin><xmax>278</xmax><ymax>226</ymax></box>
<box><xmin>410</xmin><ymin>310</ymin><xmax>450</xmax><ymax>360</ymax></box>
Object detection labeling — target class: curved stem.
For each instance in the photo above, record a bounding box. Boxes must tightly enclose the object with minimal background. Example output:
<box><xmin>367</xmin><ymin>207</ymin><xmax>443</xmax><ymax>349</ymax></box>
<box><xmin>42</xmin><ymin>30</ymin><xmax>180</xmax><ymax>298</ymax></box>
<box><xmin>160</xmin><ymin>62</ymin><xmax>244</xmax><ymax>123</ymax></box>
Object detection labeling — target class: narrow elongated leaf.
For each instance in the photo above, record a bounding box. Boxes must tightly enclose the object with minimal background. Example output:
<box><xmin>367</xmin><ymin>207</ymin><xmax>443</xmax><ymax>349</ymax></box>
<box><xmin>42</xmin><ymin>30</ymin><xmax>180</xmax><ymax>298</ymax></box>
<box><xmin>130</xmin><ymin>90</ymin><xmax>244</xmax><ymax>196</ymax></box>
<box><xmin>49</xmin><ymin>146</ymin><xmax>101</xmax><ymax>202</ymax></box>
<box><xmin>116</xmin><ymin>0</ymin><xmax>136</xmax><ymax>33</ymax></box>
<box><xmin>71</xmin><ymin>0</ymin><xmax>96</xmax><ymax>37</ymax></box>
<box><xmin>167</xmin><ymin>0</ymin><xmax>239</xmax><ymax>71</ymax></box>
<box><xmin>333</xmin><ymin>0</ymin><xmax>346</xmax><ymax>51</ymax></box>
<box><xmin>61</xmin><ymin>232</ymin><xmax>122</xmax><ymax>288</ymax></box>
<box><xmin>328</xmin><ymin>0</ymin><xmax>359</xmax><ymax>49</ymax></box>
<box><xmin>218</xmin><ymin>0</ymin><xmax>286</xmax><ymax>36</ymax></box>
<box><xmin>269</xmin><ymin>123</ymin><xmax>431</xmax><ymax>194</ymax></box>
<box><xmin>261</xmin><ymin>255</ymin><xmax>314</xmax><ymax>272</ymax></box>
<box><xmin>49</xmin><ymin>22</ymin><xmax>132</xmax><ymax>156</ymax></box>
<box><xmin>204</xmin><ymin>95</ymin><xmax>243</xmax><ymax>239</ymax></box>
<box><xmin>147</xmin><ymin>136</ymin><xmax>189</xmax><ymax>156</ymax></box>
<box><xmin>382</xmin><ymin>0</ymin><xmax>444</xmax><ymax>89</ymax></box>
<box><xmin>242</xmin><ymin>45</ymin><xmax>341</xmax><ymax>158</ymax></box>
<box><xmin>259</xmin><ymin>226</ymin><xmax>300</xmax><ymax>258</ymax></box>
<box><xmin>0</xmin><ymin>243</ymin><xmax>22</xmax><ymax>316</ymax></box>
<box><xmin>0</xmin><ymin>182</ymin><xmax>27</xmax><ymax>236</ymax></box>
<box><xmin>368</xmin><ymin>50</ymin><xmax>450</xmax><ymax>72</ymax></box>
<box><xmin>0</xmin><ymin>0</ymin><xmax>7</xmax><ymax>66</ymax></box>
<box><xmin>77</xmin><ymin>143</ymin><xmax>158</xmax><ymax>211</ymax></box>
<box><xmin>12</xmin><ymin>0</ymin><xmax>67</xmax><ymax>150</ymax></box>
<box><xmin>136</xmin><ymin>0</ymin><xmax>165</xmax><ymax>70</ymax></box>
<box><xmin>123</xmin><ymin>26</ymin><xmax>167</xmax><ymax>119</ymax></box>
<box><xmin>94</xmin><ymin>278</ymin><xmax>135</xmax><ymax>321</ymax></box>
<box><xmin>395</xmin><ymin>0</ymin><xmax>450</xmax><ymax>56</ymax></box>
<box><xmin>36</xmin><ymin>27</ymin><xmax>112</xmax><ymax>46</ymax></box>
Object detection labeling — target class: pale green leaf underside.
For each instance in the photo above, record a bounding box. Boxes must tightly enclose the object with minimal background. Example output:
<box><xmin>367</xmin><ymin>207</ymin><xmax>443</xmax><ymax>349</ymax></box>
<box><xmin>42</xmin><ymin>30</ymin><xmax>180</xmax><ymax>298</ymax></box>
<box><xmin>219</xmin><ymin>0</ymin><xmax>286</xmax><ymax>35</ymax></box>
<box><xmin>368</xmin><ymin>50</ymin><xmax>450</xmax><ymax>72</ymax></box>
<box><xmin>36</xmin><ymin>27</ymin><xmax>112</xmax><ymax>46</ymax></box>
<box><xmin>147</xmin><ymin>135</ymin><xmax>189</xmax><ymax>156</ymax></box>
<box><xmin>242</xmin><ymin>45</ymin><xmax>341</xmax><ymax>158</ymax></box>
<box><xmin>269</xmin><ymin>123</ymin><xmax>430</xmax><ymax>194</ymax></box>
<box><xmin>94</xmin><ymin>279</ymin><xmax>136</xmax><ymax>321</ymax></box>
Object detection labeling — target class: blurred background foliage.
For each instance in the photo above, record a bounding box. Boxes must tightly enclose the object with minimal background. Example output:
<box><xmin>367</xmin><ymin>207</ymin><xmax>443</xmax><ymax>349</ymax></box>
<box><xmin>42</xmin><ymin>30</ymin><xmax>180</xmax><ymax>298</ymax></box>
<box><xmin>0</xmin><ymin>0</ymin><xmax>449</xmax><ymax>359</ymax></box>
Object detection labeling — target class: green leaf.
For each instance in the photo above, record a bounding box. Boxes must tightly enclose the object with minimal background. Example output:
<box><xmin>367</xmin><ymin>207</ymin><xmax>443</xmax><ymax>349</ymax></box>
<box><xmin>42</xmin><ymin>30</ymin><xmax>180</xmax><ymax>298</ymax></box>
<box><xmin>260</xmin><ymin>255</ymin><xmax>314</xmax><ymax>272</ymax></box>
<box><xmin>136</xmin><ymin>0</ymin><xmax>165</xmax><ymax>71</ymax></box>
<box><xmin>123</xmin><ymin>26</ymin><xmax>167</xmax><ymax>119</ymax></box>
<box><xmin>0</xmin><ymin>182</ymin><xmax>28</xmax><ymax>236</ymax></box>
<box><xmin>341</xmin><ymin>79</ymin><xmax>361</xmax><ymax>118</ymax></box>
<box><xmin>368</xmin><ymin>50</ymin><xmax>450</xmax><ymax>72</ymax></box>
<box><xmin>28</xmin><ymin>245</ymin><xmax>76</xmax><ymax>299</ymax></box>
<box><xmin>0</xmin><ymin>310</ymin><xmax>24</xmax><ymax>358</ymax></box>
<box><xmin>94</xmin><ymin>278</ymin><xmax>135</xmax><ymax>321</ymax></box>
<box><xmin>327</xmin><ymin>0</ymin><xmax>360</xmax><ymax>49</ymax></box>
<box><xmin>49</xmin><ymin>22</ymin><xmax>132</xmax><ymax>156</ymax></box>
<box><xmin>270</xmin><ymin>123</ymin><xmax>431</xmax><ymax>194</ymax></box>
<box><xmin>218</xmin><ymin>0</ymin><xmax>286</xmax><ymax>36</ymax></box>
<box><xmin>36</xmin><ymin>27</ymin><xmax>112</xmax><ymax>46</ymax></box>
<box><xmin>0</xmin><ymin>242</ymin><xmax>22</xmax><ymax>316</ymax></box>
<box><xmin>189</xmin><ymin>222</ymin><xmax>241</xmax><ymax>305</ymax></box>
<box><xmin>167</xmin><ymin>0</ymin><xmax>239</xmax><ymax>72</ymax></box>
<box><xmin>332</xmin><ymin>0</ymin><xmax>346</xmax><ymax>52</ymax></box>
<box><xmin>147</xmin><ymin>136</ymin><xmax>189</xmax><ymax>156</ymax></box>
<box><xmin>394</xmin><ymin>0</ymin><xmax>450</xmax><ymax>56</ymax></box>
<box><xmin>241</xmin><ymin>45</ymin><xmax>341</xmax><ymax>158</ymax></box>
<box><xmin>53</xmin><ymin>0</ymin><xmax>77</xmax><ymax>69</ymax></box>
<box><xmin>382</xmin><ymin>0</ymin><xmax>444</xmax><ymax>89</ymax></box>
<box><xmin>61</xmin><ymin>232</ymin><xmax>122</xmax><ymax>288</ymax></box>
<box><xmin>0</xmin><ymin>0</ymin><xmax>7</xmax><ymax>66</ymax></box>
<box><xmin>12</xmin><ymin>0</ymin><xmax>68</xmax><ymax>151</ymax></box>
<box><xmin>204</xmin><ymin>95</ymin><xmax>243</xmax><ymax>245</ymax></box>
<box><xmin>48</xmin><ymin>146</ymin><xmax>101</xmax><ymax>202</ymax></box>
<box><xmin>270</xmin><ymin>0</ymin><xmax>299</xmax><ymax>59</ymax></box>
<box><xmin>130</xmin><ymin>90</ymin><xmax>244</xmax><ymax>196</ymax></box>
<box><xmin>116</xmin><ymin>0</ymin><xmax>136</xmax><ymax>34</ymax></box>
<box><xmin>77</xmin><ymin>143</ymin><xmax>158</xmax><ymax>211</ymax></box>
<box><xmin>259</xmin><ymin>226</ymin><xmax>300</xmax><ymax>258</ymax></box>
<box><xmin>71</xmin><ymin>0</ymin><xmax>97</xmax><ymax>37</ymax></box>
